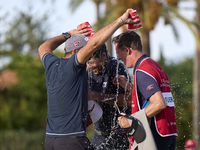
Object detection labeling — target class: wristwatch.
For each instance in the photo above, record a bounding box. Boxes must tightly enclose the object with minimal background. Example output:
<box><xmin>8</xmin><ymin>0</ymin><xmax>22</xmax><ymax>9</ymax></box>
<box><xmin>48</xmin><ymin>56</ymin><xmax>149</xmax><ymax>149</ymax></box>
<box><xmin>62</xmin><ymin>32</ymin><xmax>71</xmax><ymax>40</ymax></box>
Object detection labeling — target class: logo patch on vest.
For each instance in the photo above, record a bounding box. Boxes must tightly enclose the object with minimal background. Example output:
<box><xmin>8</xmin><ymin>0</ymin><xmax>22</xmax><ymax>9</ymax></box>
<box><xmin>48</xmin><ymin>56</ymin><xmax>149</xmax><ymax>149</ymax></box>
<box><xmin>146</xmin><ymin>84</ymin><xmax>154</xmax><ymax>91</ymax></box>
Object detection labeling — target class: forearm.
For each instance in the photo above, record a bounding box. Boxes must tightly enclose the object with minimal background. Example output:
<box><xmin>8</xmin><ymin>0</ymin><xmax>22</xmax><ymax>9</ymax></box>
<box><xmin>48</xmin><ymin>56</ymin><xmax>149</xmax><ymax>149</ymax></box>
<box><xmin>145</xmin><ymin>91</ymin><xmax>166</xmax><ymax>119</ymax></box>
<box><xmin>116</xmin><ymin>92</ymin><xmax>132</xmax><ymax>107</ymax></box>
<box><xmin>38</xmin><ymin>27</ymin><xmax>87</xmax><ymax>61</ymax></box>
<box><xmin>77</xmin><ymin>18</ymin><xmax>123</xmax><ymax>64</ymax></box>
<box><xmin>38</xmin><ymin>35</ymin><xmax>66</xmax><ymax>60</ymax></box>
<box><xmin>44</xmin><ymin>35</ymin><xmax>66</xmax><ymax>51</ymax></box>
<box><xmin>89</xmin><ymin>18</ymin><xmax>123</xmax><ymax>49</ymax></box>
<box><xmin>90</xmin><ymin>8</ymin><xmax>136</xmax><ymax>50</ymax></box>
<box><xmin>145</xmin><ymin>103</ymin><xmax>164</xmax><ymax>119</ymax></box>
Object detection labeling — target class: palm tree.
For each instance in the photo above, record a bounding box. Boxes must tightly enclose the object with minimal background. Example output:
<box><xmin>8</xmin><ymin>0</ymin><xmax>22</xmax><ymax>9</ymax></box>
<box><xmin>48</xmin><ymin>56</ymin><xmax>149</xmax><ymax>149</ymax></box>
<box><xmin>193</xmin><ymin>0</ymin><xmax>200</xmax><ymax>147</ymax></box>
<box><xmin>69</xmin><ymin>0</ymin><xmax>192</xmax><ymax>57</ymax></box>
<box><xmin>109</xmin><ymin>0</ymin><xmax>189</xmax><ymax>57</ymax></box>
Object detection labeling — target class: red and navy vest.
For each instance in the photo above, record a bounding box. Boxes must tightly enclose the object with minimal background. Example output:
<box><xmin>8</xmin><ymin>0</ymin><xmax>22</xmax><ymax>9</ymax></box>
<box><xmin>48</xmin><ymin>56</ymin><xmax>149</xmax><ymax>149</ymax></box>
<box><xmin>132</xmin><ymin>57</ymin><xmax>177</xmax><ymax>137</ymax></box>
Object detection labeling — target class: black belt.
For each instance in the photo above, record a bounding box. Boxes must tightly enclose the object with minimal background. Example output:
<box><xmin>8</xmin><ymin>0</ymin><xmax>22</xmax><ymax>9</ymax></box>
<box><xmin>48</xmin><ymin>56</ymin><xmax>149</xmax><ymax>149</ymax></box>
<box><xmin>69</xmin><ymin>135</ymin><xmax>85</xmax><ymax>138</ymax></box>
<box><xmin>46</xmin><ymin>135</ymin><xmax>85</xmax><ymax>139</ymax></box>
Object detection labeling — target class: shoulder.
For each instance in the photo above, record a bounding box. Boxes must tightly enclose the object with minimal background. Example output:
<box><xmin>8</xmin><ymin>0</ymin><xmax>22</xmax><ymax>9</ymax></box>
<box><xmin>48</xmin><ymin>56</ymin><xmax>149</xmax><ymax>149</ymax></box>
<box><xmin>136</xmin><ymin>70</ymin><xmax>153</xmax><ymax>80</ymax></box>
<box><xmin>42</xmin><ymin>53</ymin><xmax>59</xmax><ymax>67</ymax></box>
<box><xmin>139</xmin><ymin>58</ymin><xmax>160</xmax><ymax>70</ymax></box>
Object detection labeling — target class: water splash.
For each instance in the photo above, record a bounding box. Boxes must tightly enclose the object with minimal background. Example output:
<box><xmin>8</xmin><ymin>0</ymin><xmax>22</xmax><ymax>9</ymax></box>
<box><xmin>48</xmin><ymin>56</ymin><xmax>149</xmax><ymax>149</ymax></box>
<box><xmin>87</xmin><ymin>59</ymin><xmax>132</xmax><ymax>149</ymax></box>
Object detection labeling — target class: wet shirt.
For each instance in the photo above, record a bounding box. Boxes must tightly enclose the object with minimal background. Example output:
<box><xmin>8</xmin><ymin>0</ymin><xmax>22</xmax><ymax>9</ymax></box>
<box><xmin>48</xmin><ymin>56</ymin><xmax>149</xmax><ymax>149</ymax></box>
<box><xmin>88</xmin><ymin>56</ymin><xmax>131</xmax><ymax>132</ymax></box>
<box><xmin>42</xmin><ymin>52</ymin><xmax>88</xmax><ymax>137</ymax></box>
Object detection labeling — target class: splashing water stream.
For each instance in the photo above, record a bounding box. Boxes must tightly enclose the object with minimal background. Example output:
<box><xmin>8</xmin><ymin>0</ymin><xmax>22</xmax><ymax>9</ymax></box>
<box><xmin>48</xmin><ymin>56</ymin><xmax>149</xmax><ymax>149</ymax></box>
<box><xmin>87</xmin><ymin>59</ymin><xmax>131</xmax><ymax>149</ymax></box>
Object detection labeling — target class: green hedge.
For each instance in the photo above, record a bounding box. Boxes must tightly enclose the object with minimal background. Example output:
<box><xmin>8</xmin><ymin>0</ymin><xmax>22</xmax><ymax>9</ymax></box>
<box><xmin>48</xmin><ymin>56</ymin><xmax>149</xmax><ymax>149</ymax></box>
<box><xmin>0</xmin><ymin>129</ymin><xmax>45</xmax><ymax>150</ymax></box>
<box><xmin>0</xmin><ymin>127</ymin><xmax>95</xmax><ymax>150</ymax></box>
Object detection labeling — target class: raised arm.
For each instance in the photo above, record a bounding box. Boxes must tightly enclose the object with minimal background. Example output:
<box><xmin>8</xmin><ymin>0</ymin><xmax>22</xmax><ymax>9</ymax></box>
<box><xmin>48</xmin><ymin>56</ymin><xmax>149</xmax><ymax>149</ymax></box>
<box><xmin>77</xmin><ymin>8</ymin><xmax>139</xmax><ymax>64</ymax></box>
<box><xmin>38</xmin><ymin>27</ymin><xmax>89</xmax><ymax>61</ymax></box>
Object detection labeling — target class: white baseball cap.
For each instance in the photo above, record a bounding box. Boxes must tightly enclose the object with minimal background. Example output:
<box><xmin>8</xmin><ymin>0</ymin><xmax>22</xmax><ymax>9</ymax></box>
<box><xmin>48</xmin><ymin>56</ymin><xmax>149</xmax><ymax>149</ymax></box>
<box><xmin>88</xmin><ymin>100</ymin><xmax>103</xmax><ymax>123</ymax></box>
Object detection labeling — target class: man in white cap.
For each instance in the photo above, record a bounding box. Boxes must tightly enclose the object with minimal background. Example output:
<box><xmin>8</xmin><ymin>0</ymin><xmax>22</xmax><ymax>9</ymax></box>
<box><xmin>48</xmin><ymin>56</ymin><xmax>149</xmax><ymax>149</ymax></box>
<box><xmin>38</xmin><ymin>8</ymin><xmax>139</xmax><ymax>150</ymax></box>
<box><xmin>87</xmin><ymin>44</ymin><xmax>132</xmax><ymax>150</ymax></box>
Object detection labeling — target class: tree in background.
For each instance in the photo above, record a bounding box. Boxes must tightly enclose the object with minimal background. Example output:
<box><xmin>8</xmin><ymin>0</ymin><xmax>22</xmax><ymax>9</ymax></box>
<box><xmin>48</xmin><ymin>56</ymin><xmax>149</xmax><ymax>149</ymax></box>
<box><xmin>0</xmin><ymin>53</ymin><xmax>47</xmax><ymax>130</ymax></box>
<box><xmin>0</xmin><ymin>10</ymin><xmax>48</xmax><ymax>58</ymax></box>
<box><xmin>0</xmin><ymin>10</ymin><xmax>49</xmax><ymax>130</ymax></box>
<box><xmin>167</xmin><ymin>59</ymin><xmax>193</xmax><ymax>149</ymax></box>
<box><xmin>157</xmin><ymin>52</ymin><xmax>193</xmax><ymax>150</ymax></box>
<box><xmin>69</xmin><ymin>0</ymin><xmax>197</xmax><ymax>57</ymax></box>
<box><xmin>193</xmin><ymin>0</ymin><xmax>200</xmax><ymax>147</ymax></box>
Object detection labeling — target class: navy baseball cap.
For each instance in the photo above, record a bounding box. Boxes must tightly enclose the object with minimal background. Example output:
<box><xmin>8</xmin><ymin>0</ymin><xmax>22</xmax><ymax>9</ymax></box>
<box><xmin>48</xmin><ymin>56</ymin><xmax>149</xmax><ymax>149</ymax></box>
<box><xmin>64</xmin><ymin>34</ymin><xmax>89</xmax><ymax>53</ymax></box>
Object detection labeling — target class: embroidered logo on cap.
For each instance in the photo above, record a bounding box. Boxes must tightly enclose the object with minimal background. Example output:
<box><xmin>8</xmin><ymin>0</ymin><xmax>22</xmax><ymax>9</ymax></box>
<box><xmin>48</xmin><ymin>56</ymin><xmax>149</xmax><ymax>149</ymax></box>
<box><xmin>146</xmin><ymin>84</ymin><xmax>154</xmax><ymax>91</ymax></box>
<box><xmin>74</xmin><ymin>41</ymin><xmax>80</xmax><ymax>47</ymax></box>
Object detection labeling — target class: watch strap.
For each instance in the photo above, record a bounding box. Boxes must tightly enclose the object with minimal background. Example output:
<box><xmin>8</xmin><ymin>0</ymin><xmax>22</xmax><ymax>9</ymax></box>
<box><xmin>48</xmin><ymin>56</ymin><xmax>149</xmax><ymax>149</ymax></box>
<box><xmin>62</xmin><ymin>32</ymin><xmax>71</xmax><ymax>40</ymax></box>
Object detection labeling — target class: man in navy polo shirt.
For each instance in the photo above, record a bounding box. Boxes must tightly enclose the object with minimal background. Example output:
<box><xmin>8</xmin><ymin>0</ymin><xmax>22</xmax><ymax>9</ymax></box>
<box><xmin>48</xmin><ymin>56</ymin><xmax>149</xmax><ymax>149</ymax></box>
<box><xmin>38</xmin><ymin>8</ymin><xmax>139</xmax><ymax>150</ymax></box>
<box><xmin>87</xmin><ymin>44</ymin><xmax>132</xmax><ymax>150</ymax></box>
<box><xmin>39</xmin><ymin>29</ymin><xmax>94</xmax><ymax>150</ymax></box>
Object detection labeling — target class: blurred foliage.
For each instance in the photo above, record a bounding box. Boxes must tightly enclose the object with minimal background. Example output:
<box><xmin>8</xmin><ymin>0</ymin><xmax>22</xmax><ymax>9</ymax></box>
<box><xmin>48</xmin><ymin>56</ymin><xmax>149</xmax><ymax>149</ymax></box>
<box><xmin>157</xmin><ymin>53</ymin><xmax>193</xmax><ymax>150</ymax></box>
<box><xmin>0</xmin><ymin>10</ymin><xmax>49</xmax><ymax>131</ymax></box>
<box><xmin>0</xmin><ymin>128</ymin><xmax>95</xmax><ymax>150</ymax></box>
<box><xmin>0</xmin><ymin>129</ymin><xmax>45</xmax><ymax>150</ymax></box>
<box><xmin>0</xmin><ymin>53</ymin><xmax>47</xmax><ymax>130</ymax></box>
<box><xmin>0</xmin><ymin>10</ymin><xmax>49</xmax><ymax>58</ymax></box>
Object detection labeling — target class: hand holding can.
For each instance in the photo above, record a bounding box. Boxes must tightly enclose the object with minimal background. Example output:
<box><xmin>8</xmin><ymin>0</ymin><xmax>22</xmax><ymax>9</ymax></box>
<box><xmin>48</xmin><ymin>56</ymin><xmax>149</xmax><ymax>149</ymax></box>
<box><xmin>128</xmin><ymin>10</ymin><xmax>142</xmax><ymax>30</ymax></box>
<box><xmin>77</xmin><ymin>22</ymin><xmax>95</xmax><ymax>38</ymax></box>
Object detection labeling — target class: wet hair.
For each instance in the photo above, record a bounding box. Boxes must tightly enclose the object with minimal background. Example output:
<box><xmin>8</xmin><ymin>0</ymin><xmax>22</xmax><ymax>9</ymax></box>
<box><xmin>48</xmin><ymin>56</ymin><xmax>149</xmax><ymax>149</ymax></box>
<box><xmin>112</xmin><ymin>30</ymin><xmax>142</xmax><ymax>52</ymax></box>
<box><xmin>93</xmin><ymin>44</ymin><xmax>108</xmax><ymax>58</ymax></box>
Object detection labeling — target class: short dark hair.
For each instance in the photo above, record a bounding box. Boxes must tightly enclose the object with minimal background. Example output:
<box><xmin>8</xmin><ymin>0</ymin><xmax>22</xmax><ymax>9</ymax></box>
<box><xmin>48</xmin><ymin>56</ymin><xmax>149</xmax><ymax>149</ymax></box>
<box><xmin>112</xmin><ymin>30</ymin><xmax>142</xmax><ymax>52</ymax></box>
<box><xmin>93</xmin><ymin>44</ymin><xmax>108</xmax><ymax>58</ymax></box>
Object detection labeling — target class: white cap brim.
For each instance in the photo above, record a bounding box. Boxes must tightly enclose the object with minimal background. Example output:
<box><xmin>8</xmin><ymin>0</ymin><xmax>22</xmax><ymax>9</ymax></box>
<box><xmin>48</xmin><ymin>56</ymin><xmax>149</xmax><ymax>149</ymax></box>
<box><xmin>88</xmin><ymin>100</ymin><xmax>103</xmax><ymax>123</ymax></box>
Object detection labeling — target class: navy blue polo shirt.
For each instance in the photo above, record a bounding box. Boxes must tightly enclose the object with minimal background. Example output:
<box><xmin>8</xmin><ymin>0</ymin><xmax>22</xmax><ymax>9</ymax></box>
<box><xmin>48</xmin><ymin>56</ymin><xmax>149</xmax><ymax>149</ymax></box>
<box><xmin>88</xmin><ymin>56</ymin><xmax>131</xmax><ymax>132</ymax></box>
<box><xmin>42</xmin><ymin>52</ymin><xmax>88</xmax><ymax>137</ymax></box>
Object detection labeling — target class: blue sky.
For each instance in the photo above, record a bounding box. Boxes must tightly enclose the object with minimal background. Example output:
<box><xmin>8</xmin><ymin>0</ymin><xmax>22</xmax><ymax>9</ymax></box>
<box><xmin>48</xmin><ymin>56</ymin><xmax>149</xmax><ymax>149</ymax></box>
<box><xmin>0</xmin><ymin>0</ymin><xmax>196</xmax><ymax>63</ymax></box>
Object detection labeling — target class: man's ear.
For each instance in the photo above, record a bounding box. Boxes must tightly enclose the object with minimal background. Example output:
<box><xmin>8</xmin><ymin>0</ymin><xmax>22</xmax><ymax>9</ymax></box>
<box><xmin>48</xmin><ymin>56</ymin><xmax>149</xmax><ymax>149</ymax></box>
<box><xmin>72</xmin><ymin>49</ymin><xmax>78</xmax><ymax>54</ymax></box>
<box><xmin>125</xmin><ymin>47</ymin><xmax>132</xmax><ymax>55</ymax></box>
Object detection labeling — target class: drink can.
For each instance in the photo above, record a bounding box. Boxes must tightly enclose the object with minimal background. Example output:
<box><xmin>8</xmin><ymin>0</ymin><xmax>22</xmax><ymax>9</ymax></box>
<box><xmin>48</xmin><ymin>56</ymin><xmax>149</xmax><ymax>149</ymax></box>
<box><xmin>77</xmin><ymin>22</ymin><xmax>95</xmax><ymax>38</ymax></box>
<box><xmin>128</xmin><ymin>10</ymin><xmax>142</xmax><ymax>30</ymax></box>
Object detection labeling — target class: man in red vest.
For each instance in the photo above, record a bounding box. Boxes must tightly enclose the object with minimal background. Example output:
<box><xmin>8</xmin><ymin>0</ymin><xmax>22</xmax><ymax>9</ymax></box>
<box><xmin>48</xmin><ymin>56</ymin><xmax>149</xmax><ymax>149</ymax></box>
<box><xmin>112</xmin><ymin>30</ymin><xmax>177</xmax><ymax>150</ymax></box>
